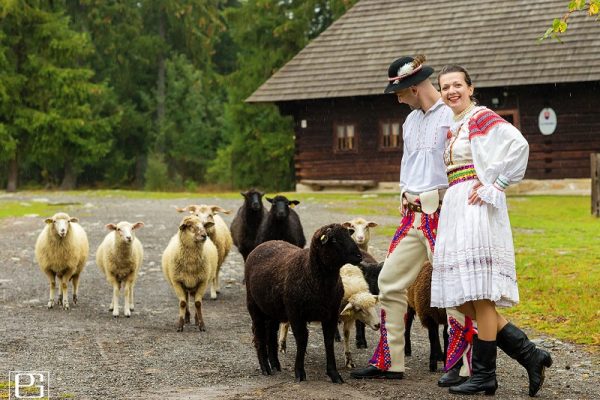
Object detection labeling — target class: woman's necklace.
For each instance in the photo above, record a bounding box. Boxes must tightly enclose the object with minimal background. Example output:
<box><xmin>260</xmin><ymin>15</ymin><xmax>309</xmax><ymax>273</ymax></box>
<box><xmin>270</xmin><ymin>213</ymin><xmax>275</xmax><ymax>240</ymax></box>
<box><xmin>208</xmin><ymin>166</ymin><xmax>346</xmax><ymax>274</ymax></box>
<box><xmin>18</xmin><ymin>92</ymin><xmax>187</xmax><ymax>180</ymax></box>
<box><xmin>453</xmin><ymin>102</ymin><xmax>475</xmax><ymax>122</ymax></box>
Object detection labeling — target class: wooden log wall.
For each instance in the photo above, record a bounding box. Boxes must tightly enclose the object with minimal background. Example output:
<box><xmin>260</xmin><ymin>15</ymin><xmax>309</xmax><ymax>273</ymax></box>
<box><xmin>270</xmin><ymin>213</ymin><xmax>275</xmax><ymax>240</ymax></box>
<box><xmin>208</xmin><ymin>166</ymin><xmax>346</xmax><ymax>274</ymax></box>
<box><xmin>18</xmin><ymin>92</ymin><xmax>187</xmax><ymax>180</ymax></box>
<box><xmin>283</xmin><ymin>82</ymin><xmax>600</xmax><ymax>183</ymax></box>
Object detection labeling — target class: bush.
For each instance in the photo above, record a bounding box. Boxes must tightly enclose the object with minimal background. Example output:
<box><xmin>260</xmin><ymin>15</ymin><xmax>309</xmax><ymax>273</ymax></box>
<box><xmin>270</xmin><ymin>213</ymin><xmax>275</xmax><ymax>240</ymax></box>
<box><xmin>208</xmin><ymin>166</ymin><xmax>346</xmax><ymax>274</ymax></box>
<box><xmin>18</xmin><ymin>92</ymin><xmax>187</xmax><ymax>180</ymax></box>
<box><xmin>144</xmin><ymin>153</ymin><xmax>182</xmax><ymax>191</ymax></box>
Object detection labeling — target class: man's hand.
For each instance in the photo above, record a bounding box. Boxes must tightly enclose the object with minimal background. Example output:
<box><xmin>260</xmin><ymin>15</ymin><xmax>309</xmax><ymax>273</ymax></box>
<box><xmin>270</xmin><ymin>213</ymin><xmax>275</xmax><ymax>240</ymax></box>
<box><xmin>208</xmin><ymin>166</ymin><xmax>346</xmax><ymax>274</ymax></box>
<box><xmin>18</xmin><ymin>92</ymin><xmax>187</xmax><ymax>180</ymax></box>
<box><xmin>399</xmin><ymin>196</ymin><xmax>408</xmax><ymax>215</ymax></box>
<box><xmin>468</xmin><ymin>180</ymin><xmax>484</xmax><ymax>205</ymax></box>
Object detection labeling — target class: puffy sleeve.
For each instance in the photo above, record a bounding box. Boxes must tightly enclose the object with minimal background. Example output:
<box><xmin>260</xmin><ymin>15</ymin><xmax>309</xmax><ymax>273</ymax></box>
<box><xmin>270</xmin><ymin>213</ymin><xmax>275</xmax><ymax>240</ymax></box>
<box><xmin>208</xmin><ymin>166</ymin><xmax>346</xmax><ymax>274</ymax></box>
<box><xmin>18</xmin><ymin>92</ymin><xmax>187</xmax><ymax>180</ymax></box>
<box><xmin>469</xmin><ymin>109</ymin><xmax>529</xmax><ymax>209</ymax></box>
<box><xmin>399</xmin><ymin>120</ymin><xmax>410</xmax><ymax>199</ymax></box>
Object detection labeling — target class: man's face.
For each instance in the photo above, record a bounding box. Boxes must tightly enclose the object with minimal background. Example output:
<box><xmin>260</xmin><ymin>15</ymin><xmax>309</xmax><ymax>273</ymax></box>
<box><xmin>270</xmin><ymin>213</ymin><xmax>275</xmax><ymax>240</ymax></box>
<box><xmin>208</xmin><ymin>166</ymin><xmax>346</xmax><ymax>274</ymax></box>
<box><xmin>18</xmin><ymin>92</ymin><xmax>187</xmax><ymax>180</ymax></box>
<box><xmin>395</xmin><ymin>87</ymin><xmax>420</xmax><ymax>110</ymax></box>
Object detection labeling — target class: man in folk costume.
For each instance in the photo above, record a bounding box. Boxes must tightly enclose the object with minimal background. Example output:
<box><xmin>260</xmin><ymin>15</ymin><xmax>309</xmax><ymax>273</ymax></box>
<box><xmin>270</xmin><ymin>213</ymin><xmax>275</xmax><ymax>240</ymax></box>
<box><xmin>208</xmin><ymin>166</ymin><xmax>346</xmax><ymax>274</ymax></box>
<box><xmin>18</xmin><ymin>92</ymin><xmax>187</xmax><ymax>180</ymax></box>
<box><xmin>351</xmin><ymin>55</ymin><xmax>475</xmax><ymax>383</ymax></box>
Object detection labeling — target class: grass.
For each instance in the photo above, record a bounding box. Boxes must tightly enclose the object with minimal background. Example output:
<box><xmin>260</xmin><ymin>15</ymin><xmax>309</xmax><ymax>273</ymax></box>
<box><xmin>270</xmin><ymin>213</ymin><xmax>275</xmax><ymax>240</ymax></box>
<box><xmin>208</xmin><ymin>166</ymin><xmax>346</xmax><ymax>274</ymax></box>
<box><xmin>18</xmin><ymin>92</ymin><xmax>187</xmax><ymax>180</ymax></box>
<box><xmin>1</xmin><ymin>190</ymin><xmax>597</xmax><ymax>348</ymax></box>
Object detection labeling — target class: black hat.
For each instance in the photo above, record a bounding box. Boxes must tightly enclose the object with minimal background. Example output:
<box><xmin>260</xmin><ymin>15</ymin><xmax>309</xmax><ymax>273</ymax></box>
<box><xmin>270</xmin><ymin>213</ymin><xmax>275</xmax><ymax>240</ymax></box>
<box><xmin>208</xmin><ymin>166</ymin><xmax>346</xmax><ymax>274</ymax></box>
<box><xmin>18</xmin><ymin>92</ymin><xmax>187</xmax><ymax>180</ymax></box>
<box><xmin>384</xmin><ymin>55</ymin><xmax>434</xmax><ymax>94</ymax></box>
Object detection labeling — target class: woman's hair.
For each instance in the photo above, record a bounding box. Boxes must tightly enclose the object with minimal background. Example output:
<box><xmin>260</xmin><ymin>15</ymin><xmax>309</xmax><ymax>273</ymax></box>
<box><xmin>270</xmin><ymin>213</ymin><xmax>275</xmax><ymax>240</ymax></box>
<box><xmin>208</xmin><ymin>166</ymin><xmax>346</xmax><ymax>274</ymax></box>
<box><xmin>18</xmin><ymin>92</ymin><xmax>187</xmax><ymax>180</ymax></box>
<box><xmin>438</xmin><ymin>64</ymin><xmax>477</xmax><ymax>103</ymax></box>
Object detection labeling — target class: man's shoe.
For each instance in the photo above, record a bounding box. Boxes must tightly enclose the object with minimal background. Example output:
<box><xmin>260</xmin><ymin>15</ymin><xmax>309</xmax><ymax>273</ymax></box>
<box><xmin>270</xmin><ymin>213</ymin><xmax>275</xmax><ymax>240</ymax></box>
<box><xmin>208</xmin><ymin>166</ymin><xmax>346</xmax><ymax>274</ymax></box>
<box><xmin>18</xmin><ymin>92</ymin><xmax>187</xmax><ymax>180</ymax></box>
<box><xmin>438</xmin><ymin>362</ymin><xmax>468</xmax><ymax>387</ymax></box>
<box><xmin>350</xmin><ymin>365</ymin><xmax>404</xmax><ymax>380</ymax></box>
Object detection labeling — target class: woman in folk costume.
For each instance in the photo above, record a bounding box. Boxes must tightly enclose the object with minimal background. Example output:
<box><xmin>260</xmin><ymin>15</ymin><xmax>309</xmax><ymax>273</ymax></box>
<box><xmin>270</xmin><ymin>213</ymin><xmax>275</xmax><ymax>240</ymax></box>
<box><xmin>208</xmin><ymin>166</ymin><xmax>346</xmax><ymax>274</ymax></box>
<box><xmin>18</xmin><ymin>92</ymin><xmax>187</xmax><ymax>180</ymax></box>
<box><xmin>431</xmin><ymin>65</ymin><xmax>552</xmax><ymax>397</ymax></box>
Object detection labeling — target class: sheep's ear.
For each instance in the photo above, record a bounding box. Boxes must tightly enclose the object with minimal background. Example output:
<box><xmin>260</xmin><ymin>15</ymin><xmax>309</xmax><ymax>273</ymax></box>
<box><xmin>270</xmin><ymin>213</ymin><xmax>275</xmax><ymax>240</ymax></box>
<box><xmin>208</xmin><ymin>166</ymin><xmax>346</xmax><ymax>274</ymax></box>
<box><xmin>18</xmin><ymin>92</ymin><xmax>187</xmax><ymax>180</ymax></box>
<box><xmin>266</xmin><ymin>197</ymin><xmax>274</xmax><ymax>204</ymax></box>
<box><xmin>175</xmin><ymin>206</ymin><xmax>186</xmax><ymax>213</ymax></box>
<box><xmin>69</xmin><ymin>217</ymin><xmax>79</xmax><ymax>223</ymax></box>
<box><xmin>340</xmin><ymin>302</ymin><xmax>354</xmax><ymax>317</ymax></box>
<box><xmin>132</xmin><ymin>222</ymin><xmax>144</xmax><ymax>230</ymax></box>
<box><xmin>211</xmin><ymin>206</ymin><xmax>231</xmax><ymax>215</ymax></box>
<box><xmin>289</xmin><ymin>200</ymin><xmax>300</xmax><ymax>208</ymax></box>
<box><xmin>106</xmin><ymin>223</ymin><xmax>118</xmax><ymax>231</ymax></box>
<box><xmin>341</xmin><ymin>222</ymin><xmax>352</xmax><ymax>229</ymax></box>
<box><xmin>240</xmin><ymin>192</ymin><xmax>246</xmax><ymax>197</ymax></box>
<box><xmin>45</xmin><ymin>218</ymin><xmax>54</xmax><ymax>224</ymax></box>
<box><xmin>320</xmin><ymin>234</ymin><xmax>329</xmax><ymax>244</ymax></box>
<box><xmin>367</xmin><ymin>221</ymin><xmax>378</xmax><ymax>228</ymax></box>
<box><xmin>204</xmin><ymin>221</ymin><xmax>215</xmax><ymax>229</ymax></box>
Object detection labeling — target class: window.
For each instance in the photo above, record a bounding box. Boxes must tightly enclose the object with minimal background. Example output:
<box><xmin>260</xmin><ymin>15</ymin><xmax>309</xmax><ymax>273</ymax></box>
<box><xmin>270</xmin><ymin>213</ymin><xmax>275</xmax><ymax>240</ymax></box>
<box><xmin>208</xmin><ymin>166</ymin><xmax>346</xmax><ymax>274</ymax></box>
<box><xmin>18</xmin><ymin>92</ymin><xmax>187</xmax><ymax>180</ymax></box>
<box><xmin>334</xmin><ymin>123</ymin><xmax>357</xmax><ymax>152</ymax></box>
<box><xmin>380</xmin><ymin>120</ymin><xmax>402</xmax><ymax>149</ymax></box>
<box><xmin>496</xmin><ymin>109</ymin><xmax>521</xmax><ymax>130</ymax></box>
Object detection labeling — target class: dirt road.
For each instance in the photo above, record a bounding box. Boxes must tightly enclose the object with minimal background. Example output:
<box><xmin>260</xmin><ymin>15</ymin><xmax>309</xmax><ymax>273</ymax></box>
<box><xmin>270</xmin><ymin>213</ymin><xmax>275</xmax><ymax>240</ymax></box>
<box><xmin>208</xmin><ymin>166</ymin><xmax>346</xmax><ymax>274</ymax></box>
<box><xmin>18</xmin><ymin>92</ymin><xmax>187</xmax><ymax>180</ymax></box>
<box><xmin>1</xmin><ymin>192</ymin><xmax>597</xmax><ymax>399</ymax></box>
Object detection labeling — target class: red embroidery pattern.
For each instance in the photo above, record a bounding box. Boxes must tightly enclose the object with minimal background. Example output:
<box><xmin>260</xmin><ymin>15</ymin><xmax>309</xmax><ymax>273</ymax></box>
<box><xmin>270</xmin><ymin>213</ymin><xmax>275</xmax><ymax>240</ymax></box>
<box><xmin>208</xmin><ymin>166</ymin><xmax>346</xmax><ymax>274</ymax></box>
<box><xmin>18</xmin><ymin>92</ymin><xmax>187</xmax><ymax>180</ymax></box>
<box><xmin>369</xmin><ymin>309</ymin><xmax>391</xmax><ymax>370</ymax></box>
<box><xmin>444</xmin><ymin>316</ymin><xmax>477</xmax><ymax>372</ymax></box>
<box><xmin>468</xmin><ymin>109</ymin><xmax>507</xmax><ymax>140</ymax></box>
<box><xmin>387</xmin><ymin>211</ymin><xmax>415</xmax><ymax>256</ymax></box>
<box><xmin>418</xmin><ymin>211</ymin><xmax>439</xmax><ymax>253</ymax></box>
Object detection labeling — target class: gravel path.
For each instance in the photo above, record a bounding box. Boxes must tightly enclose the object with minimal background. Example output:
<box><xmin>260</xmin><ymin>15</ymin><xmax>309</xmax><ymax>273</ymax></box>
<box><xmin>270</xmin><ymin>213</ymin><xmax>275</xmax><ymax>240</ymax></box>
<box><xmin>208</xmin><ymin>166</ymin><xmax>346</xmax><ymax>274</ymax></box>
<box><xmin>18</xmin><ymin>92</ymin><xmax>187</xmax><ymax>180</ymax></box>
<box><xmin>1</xmin><ymin>192</ymin><xmax>598</xmax><ymax>400</ymax></box>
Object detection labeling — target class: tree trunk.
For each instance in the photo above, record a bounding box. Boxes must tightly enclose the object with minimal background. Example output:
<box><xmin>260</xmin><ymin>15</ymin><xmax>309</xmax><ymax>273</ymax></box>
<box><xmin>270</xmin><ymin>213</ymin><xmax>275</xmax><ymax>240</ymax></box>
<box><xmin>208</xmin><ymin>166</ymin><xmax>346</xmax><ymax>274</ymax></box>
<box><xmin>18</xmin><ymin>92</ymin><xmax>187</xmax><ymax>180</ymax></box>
<box><xmin>6</xmin><ymin>156</ymin><xmax>18</xmax><ymax>192</ymax></box>
<box><xmin>156</xmin><ymin>9</ymin><xmax>166</xmax><ymax>145</ymax></box>
<box><xmin>60</xmin><ymin>161</ymin><xmax>78</xmax><ymax>190</ymax></box>
<box><xmin>133</xmin><ymin>154</ymin><xmax>147</xmax><ymax>189</ymax></box>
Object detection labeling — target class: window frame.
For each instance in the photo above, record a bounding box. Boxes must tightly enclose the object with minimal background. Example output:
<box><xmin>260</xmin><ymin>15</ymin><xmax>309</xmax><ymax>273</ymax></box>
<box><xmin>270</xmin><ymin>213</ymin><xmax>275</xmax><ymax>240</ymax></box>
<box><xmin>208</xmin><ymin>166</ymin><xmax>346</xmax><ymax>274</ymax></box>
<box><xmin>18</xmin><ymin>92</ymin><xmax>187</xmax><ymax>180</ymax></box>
<box><xmin>378</xmin><ymin>119</ymin><xmax>403</xmax><ymax>151</ymax></box>
<box><xmin>496</xmin><ymin>108</ymin><xmax>521</xmax><ymax>130</ymax></box>
<box><xmin>333</xmin><ymin>121</ymin><xmax>359</xmax><ymax>153</ymax></box>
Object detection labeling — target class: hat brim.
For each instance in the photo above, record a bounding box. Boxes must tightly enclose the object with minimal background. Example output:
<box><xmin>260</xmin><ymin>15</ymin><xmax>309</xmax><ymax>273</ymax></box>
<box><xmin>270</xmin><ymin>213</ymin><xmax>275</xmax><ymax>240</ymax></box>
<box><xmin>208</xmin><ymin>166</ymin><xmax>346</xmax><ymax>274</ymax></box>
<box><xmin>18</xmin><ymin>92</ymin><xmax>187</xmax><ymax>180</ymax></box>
<box><xmin>384</xmin><ymin>66</ymin><xmax>434</xmax><ymax>94</ymax></box>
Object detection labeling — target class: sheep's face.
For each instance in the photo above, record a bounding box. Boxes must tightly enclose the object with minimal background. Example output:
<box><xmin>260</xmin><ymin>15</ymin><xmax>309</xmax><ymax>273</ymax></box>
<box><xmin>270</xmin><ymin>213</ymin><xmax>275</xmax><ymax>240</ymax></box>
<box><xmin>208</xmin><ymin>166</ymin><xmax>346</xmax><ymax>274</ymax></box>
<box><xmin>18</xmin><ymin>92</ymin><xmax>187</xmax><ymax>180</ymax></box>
<box><xmin>179</xmin><ymin>216</ymin><xmax>211</xmax><ymax>243</ymax></box>
<box><xmin>314</xmin><ymin>224</ymin><xmax>362</xmax><ymax>269</ymax></box>
<box><xmin>45</xmin><ymin>213</ymin><xmax>78</xmax><ymax>238</ymax></box>
<box><xmin>242</xmin><ymin>189</ymin><xmax>264</xmax><ymax>211</ymax></box>
<box><xmin>106</xmin><ymin>221</ymin><xmax>144</xmax><ymax>243</ymax></box>
<box><xmin>340</xmin><ymin>295</ymin><xmax>380</xmax><ymax>330</ymax></box>
<box><xmin>267</xmin><ymin>195</ymin><xmax>300</xmax><ymax>220</ymax></box>
<box><xmin>342</xmin><ymin>218</ymin><xmax>378</xmax><ymax>246</ymax></box>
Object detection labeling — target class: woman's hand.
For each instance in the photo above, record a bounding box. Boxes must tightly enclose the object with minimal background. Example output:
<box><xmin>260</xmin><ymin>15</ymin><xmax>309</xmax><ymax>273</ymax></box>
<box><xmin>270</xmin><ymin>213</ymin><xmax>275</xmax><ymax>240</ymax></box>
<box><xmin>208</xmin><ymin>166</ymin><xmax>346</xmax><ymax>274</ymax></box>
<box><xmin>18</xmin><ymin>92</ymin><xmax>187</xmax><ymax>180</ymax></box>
<box><xmin>468</xmin><ymin>180</ymin><xmax>484</xmax><ymax>205</ymax></box>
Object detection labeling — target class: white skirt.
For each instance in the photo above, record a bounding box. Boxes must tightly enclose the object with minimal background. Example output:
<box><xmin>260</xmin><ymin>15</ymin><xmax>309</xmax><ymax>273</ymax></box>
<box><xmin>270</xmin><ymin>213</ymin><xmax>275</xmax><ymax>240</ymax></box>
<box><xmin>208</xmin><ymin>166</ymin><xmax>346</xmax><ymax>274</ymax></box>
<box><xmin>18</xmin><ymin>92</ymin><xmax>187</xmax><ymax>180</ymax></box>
<box><xmin>431</xmin><ymin>180</ymin><xmax>519</xmax><ymax>308</ymax></box>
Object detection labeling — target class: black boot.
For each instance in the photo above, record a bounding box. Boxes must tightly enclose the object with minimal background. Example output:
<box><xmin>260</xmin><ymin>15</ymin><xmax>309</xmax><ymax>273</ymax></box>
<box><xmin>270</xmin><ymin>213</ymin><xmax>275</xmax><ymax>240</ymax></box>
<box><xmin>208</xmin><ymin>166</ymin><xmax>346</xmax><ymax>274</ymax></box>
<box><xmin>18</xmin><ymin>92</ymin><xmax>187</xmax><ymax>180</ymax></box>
<box><xmin>497</xmin><ymin>322</ymin><xmax>552</xmax><ymax>397</ymax></box>
<box><xmin>449</xmin><ymin>337</ymin><xmax>498</xmax><ymax>395</ymax></box>
<box><xmin>438</xmin><ymin>359</ymin><xmax>468</xmax><ymax>387</ymax></box>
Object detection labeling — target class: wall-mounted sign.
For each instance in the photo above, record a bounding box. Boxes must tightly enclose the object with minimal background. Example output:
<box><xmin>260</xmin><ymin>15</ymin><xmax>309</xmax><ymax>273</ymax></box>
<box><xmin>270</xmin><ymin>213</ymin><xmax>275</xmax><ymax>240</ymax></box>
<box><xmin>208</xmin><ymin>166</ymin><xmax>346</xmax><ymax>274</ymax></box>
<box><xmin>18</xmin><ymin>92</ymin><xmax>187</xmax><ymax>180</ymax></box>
<box><xmin>538</xmin><ymin>107</ymin><xmax>557</xmax><ymax>135</ymax></box>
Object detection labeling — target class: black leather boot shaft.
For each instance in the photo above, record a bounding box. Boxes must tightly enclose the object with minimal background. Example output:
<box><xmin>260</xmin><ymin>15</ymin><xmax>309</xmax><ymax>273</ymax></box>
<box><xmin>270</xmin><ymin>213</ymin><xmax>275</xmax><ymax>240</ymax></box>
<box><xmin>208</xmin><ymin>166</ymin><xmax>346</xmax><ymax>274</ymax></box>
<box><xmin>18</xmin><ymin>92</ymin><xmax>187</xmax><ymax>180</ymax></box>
<box><xmin>497</xmin><ymin>322</ymin><xmax>552</xmax><ymax>397</ymax></box>
<box><xmin>449</xmin><ymin>337</ymin><xmax>498</xmax><ymax>395</ymax></box>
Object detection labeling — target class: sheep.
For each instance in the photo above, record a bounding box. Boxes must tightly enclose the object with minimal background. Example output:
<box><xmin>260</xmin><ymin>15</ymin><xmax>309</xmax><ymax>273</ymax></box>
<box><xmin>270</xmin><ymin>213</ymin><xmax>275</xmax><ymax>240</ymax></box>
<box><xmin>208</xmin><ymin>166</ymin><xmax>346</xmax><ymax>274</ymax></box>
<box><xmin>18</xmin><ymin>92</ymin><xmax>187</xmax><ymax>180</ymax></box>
<box><xmin>277</xmin><ymin>264</ymin><xmax>381</xmax><ymax>369</ymax></box>
<box><xmin>255</xmin><ymin>195</ymin><xmax>306</xmax><ymax>249</ymax></box>
<box><xmin>95</xmin><ymin>221</ymin><xmax>144</xmax><ymax>317</ymax></box>
<box><xmin>405</xmin><ymin>261</ymin><xmax>448</xmax><ymax>372</ymax></box>
<box><xmin>230</xmin><ymin>189</ymin><xmax>267</xmax><ymax>261</ymax></box>
<box><xmin>176</xmin><ymin>204</ymin><xmax>233</xmax><ymax>299</ymax></box>
<box><xmin>245</xmin><ymin>224</ymin><xmax>362</xmax><ymax>384</ymax></box>
<box><xmin>162</xmin><ymin>215</ymin><xmax>218</xmax><ymax>332</ymax></box>
<box><xmin>34</xmin><ymin>212</ymin><xmax>89</xmax><ymax>310</ymax></box>
<box><xmin>342</xmin><ymin>217</ymin><xmax>378</xmax><ymax>253</ymax></box>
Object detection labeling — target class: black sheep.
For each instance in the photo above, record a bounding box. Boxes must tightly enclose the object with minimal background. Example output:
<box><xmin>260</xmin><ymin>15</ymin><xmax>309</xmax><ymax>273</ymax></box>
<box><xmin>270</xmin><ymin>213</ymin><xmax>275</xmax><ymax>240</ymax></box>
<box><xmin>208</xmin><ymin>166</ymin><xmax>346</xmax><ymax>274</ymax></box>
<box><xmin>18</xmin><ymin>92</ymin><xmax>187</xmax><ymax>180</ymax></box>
<box><xmin>255</xmin><ymin>195</ymin><xmax>306</xmax><ymax>249</ymax></box>
<box><xmin>351</xmin><ymin>251</ymin><xmax>381</xmax><ymax>348</ymax></box>
<box><xmin>245</xmin><ymin>224</ymin><xmax>362</xmax><ymax>383</ymax></box>
<box><xmin>230</xmin><ymin>189</ymin><xmax>267</xmax><ymax>261</ymax></box>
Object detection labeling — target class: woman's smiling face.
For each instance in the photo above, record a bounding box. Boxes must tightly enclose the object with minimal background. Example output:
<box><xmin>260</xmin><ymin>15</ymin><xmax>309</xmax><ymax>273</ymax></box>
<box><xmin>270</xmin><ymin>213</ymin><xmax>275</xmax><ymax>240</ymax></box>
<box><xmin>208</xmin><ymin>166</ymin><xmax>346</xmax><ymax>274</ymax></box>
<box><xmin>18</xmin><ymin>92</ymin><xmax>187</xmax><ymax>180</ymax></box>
<box><xmin>439</xmin><ymin>71</ymin><xmax>474</xmax><ymax>115</ymax></box>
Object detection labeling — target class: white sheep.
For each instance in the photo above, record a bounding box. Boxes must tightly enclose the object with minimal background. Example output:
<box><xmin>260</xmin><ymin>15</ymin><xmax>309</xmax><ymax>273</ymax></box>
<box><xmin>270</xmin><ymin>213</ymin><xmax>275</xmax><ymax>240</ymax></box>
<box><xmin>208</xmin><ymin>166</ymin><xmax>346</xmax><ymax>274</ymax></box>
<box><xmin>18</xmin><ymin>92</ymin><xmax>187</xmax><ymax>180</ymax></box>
<box><xmin>338</xmin><ymin>264</ymin><xmax>380</xmax><ymax>368</ymax></box>
<box><xmin>342</xmin><ymin>217</ymin><xmax>378</xmax><ymax>252</ymax></box>
<box><xmin>34</xmin><ymin>212</ymin><xmax>89</xmax><ymax>310</ymax></box>
<box><xmin>162</xmin><ymin>215</ymin><xmax>218</xmax><ymax>332</ymax></box>
<box><xmin>176</xmin><ymin>204</ymin><xmax>233</xmax><ymax>299</ymax></box>
<box><xmin>95</xmin><ymin>221</ymin><xmax>144</xmax><ymax>317</ymax></box>
<box><xmin>277</xmin><ymin>265</ymin><xmax>380</xmax><ymax>368</ymax></box>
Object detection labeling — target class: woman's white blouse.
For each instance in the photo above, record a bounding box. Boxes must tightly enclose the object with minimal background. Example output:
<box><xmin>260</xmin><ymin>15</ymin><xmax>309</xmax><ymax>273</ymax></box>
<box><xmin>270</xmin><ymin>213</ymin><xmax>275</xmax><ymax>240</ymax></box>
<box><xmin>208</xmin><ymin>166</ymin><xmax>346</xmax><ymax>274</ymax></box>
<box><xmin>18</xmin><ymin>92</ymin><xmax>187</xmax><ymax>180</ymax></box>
<box><xmin>445</xmin><ymin>106</ymin><xmax>529</xmax><ymax>209</ymax></box>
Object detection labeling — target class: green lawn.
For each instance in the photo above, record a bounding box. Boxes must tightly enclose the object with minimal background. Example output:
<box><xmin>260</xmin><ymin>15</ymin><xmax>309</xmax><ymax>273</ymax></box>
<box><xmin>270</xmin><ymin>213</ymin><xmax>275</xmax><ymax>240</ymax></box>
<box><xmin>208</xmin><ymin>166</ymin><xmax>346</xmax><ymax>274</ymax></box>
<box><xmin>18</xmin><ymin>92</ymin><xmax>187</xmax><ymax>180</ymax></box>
<box><xmin>1</xmin><ymin>191</ymin><xmax>598</xmax><ymax>347</ymax></box>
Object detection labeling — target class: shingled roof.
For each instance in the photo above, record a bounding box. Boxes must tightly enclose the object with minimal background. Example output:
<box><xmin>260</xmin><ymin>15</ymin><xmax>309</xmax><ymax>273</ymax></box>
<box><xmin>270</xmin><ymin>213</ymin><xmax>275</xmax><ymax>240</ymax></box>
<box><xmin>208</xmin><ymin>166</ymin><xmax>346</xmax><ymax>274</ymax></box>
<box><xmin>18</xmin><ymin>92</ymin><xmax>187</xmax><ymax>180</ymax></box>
<box><xmin>247</xmin><ymin>0</ymin><xmax>600</xmax><ymax>103</ymax></box>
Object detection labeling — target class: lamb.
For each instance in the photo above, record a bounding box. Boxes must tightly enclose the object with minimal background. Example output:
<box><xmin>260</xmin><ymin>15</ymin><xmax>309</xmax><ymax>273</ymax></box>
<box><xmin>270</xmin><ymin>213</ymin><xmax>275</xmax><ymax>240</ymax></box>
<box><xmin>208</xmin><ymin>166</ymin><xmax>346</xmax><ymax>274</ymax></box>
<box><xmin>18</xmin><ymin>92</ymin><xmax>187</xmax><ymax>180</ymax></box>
<box><xmin>405</xmin><ymin>261</ymin><xmax>448</xmax><ymax>372</ymax></box>
<box><xmin>342</xmin><ymin>217</ymin><xmax>378</xmax><ymax>253</ymax></box>
<box><xmin>162</xmin><ymin>215</ymin><xmax>218</xmax><ymax>332</ymax></box>
<box><xmin>176</xmin><ymin>204</ymin><xmax>233</xmax><ymax>299</ymax></box>
<box><xmin>255</xmin><ymin>195</ymin><xmax>306</xmax><ymax>249</ymax></box>
<box><xmin>34</xmin><ymin>212</ymin><xmax>89</xmax><ymax>310</ymax></box>
<box><xmin>95</xmin><ymin>221</ymin><xmax>144</xmax><ymax>317</ymax></box>
<box><xmin>277</xmin><ymin>264</ymin><xmax>380</xmax><ymax>369</ymax></box>
<box><xmin>341</xmin><ymin>217</ymin><xmax>379</xmax><ymax>349</ymax></box>
<box><xmin>230</xmin><ymin>189</ymin><xmax>267</xmax><ymax>261</ymax></box>
<box><xmin>245</xmin><ymin>224</ymin><xmax>362</xmax><ymax>383</ymax></box>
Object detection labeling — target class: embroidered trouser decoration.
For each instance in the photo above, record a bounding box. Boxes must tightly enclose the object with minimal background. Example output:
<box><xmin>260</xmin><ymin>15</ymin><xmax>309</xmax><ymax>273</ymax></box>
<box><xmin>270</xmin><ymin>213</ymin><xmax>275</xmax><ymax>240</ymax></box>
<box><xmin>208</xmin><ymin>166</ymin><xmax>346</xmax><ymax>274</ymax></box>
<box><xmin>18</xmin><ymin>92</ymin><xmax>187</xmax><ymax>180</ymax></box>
<box><xmin>445</xmin><ymin>315</ymin><xmax>477</xmax><ymax>375</ymax></box>
<box><xmin>369</xmin><ymin>309</ymin><xmax>391</xmax><ymax>370</ymax></box>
